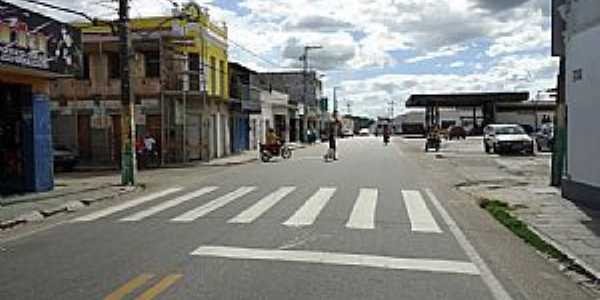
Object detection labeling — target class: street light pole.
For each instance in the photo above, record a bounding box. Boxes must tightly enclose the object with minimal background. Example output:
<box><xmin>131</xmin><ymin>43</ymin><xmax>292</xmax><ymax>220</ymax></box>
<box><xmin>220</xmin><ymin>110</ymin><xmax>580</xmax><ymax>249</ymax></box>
<box><xmin>302</xmin><ymin>45</ymin><xmax>322</xmax><ymax>142</ymax></box>
<box><xmin>333</xmin><ymin>86</ymin><xmax>340</xmax><ymax>118</ymax></box>
<box><xmin>119</xmin><ymin>0</ymin><xmax>136</xmax><ymax>185</ymax></box>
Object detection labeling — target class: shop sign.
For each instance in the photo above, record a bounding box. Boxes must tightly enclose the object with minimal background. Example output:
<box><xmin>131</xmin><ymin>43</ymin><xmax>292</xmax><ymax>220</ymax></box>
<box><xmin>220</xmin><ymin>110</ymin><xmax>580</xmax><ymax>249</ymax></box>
<box><xmin>0</xmin><ymin>1</ymin><xmax>82</xmax><ymax>75</ymax></box>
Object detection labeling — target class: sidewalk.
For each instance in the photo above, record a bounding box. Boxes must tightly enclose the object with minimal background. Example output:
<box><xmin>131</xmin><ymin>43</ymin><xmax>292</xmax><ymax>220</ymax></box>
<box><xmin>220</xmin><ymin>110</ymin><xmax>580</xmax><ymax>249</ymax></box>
<box><xmin>202</xmin><ymin>150</ymin><xmax>259</xmax><ymax>166</ymax></box>
<box><xmin>403</xmin><ymin>137</ymin><xmax>600</xmax><ymax>281</ymax></box>
<box><xmin>457</xmin><ymin>160</ymin><xmax>600</xmax><ymax>280</ymax></box>
<box><xmin>0</xmin><ymin>150</ymin><xmax>267</xmax><ymax>231</ymax></box>
<box><xmin>0</xmin><ymin>173</ymin><xmax>136</xmax><ymax>230</ymax></box>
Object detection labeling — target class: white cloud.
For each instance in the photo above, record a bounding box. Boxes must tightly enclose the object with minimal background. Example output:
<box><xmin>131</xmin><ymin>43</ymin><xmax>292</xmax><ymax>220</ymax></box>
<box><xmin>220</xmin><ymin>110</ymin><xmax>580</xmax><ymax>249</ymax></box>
<box><xmin>449</xmin><ymin>61</ymin><xmax>466</xmax><ymax>68</ymax></box>
<box><xmin>406</xmin><ymin>45</ymin><xmax>468</xmax><ymax>64</ymax></box>
<box><xmin>8</xmin><ymin>0</ymin><xmax>555</xmax><ymax>116</ymax></box>
<box><xmin>335</xmin><ymin>54</ymin><xmax>558</xmax><ymax>117</ymax></box>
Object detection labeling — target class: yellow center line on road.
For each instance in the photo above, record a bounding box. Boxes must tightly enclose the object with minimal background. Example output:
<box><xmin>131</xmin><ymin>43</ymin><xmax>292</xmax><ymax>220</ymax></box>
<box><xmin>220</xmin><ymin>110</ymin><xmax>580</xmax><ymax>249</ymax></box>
<box><xmin>104</xmin><ymin>273</ymin><xmax>154</xmax><ymax>300</ymax></box>
<box><xmin>134</xmin><ymin>274</ymin><xmax>184</xmax><ymax>300</ymax></box>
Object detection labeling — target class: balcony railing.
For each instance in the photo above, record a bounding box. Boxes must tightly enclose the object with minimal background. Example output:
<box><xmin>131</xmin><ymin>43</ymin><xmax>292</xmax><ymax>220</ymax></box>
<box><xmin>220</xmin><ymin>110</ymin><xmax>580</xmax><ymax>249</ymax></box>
<box><xmin>51</xmin><ymin>77</ymin><xmax>162</xmax><ymax>99</ymax></box>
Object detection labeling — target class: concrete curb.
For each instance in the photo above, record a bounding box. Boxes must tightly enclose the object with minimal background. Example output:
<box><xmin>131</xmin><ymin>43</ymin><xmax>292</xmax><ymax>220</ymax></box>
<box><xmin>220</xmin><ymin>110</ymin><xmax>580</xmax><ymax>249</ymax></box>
<box><xmin>202</xmin><ymin>158</ymin><xmax>258</xmax><ymax>167</ymax></box>
<box><xmin>0</xmin><ymin>184</ymin><xmax>114</xmax><ymax>207</ymax></box>
<box><xmin>0</xmin><ymin>186</ymin><xmax>138</xmax><ymax>231</ymax></box>
<box><xmin>462</xmin><ymin>189</ymin><xmax>600</xmax><ymax>284</ymax></box>
<box><xmin>527</xmin><ymin>224</ymin><xmax>600</xmax><ymax>281</ymax></box>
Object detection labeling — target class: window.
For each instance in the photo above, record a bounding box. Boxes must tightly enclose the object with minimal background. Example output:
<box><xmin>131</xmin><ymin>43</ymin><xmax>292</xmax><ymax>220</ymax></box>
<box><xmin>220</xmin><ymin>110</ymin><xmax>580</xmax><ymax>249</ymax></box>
<box><xmin>107</xmin><ymin>52</ymin><xmax>121</xmax><ymax>79</ymax></box>
<box><xmin>144</xmin><ymin>51</ymin><xmax>160</xmax><ymax>78</ymax></box>
<box><xmin>219</xmin><ymin>60</ymin><xmax>225</xmax><ymax>98</ymax></box>
<box><xmin>81</xmin><ymin>54</ymin><xmax>90</xmax><ymax>80</ymax></box>
<box><xmin>189</xmin><ymin>53</ymin><xmax>200</xmax><ymax>91</ymax></box>
<box><xmin>210</xmin><ymin>56</ymin><xmax>216</xmax><ymax>95</ymax></box>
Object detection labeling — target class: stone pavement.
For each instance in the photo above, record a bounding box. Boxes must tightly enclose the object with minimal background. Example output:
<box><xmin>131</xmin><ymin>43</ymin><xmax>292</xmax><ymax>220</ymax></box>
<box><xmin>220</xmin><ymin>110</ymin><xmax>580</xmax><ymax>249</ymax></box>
<box><xmin>403</xmin><ymin>136</ymin><xmax>600</xmax><ymax>281</ymax></box>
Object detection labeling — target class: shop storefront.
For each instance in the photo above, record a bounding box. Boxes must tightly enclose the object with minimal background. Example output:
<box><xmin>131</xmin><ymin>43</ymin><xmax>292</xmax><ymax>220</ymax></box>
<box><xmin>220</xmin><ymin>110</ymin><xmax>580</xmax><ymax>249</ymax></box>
<box><xmin>0</xmin><ymin>1</ymin><xmax>81</xmax><ymax>195</ymax></box>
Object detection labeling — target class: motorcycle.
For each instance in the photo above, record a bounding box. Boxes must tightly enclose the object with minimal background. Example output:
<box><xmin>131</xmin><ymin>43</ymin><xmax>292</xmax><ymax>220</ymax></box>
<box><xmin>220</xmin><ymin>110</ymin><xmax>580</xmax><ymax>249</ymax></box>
<box><xmin>260</xmin><ymin>143</ymin><xmax>292</xmax><ymax>162</ymax></box>
<box><xmin>424</xmin><ymin>134</ymin><xmax>441</xmax><ymax>152</ymax></box>
<box><xmin>137</xmin><ymin>148</ymin><xmax>160</xmax><ymax>169</ymax></box>
<box><xmin>383</xmin><ymin>134</ymin><xmax>390</xmax><ymax>146</ymax></box>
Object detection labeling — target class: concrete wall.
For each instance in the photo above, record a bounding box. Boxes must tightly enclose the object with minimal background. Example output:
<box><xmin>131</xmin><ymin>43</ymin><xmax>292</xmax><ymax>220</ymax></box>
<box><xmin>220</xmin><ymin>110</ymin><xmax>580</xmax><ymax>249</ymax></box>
<box><xmin>496</xmin><ymin>111</ymin><xmax>555</xmax><ymax>129</ymax></box>
<box><xmin>565</xmin><ymin>6</ymin><xmax>600</xmax><ymax>189</ymax></box>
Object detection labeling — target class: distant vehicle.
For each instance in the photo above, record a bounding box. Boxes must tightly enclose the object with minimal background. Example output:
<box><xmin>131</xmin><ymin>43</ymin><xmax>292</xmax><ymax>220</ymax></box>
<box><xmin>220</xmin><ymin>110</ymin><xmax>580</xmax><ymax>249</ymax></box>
<box><xmin>342</xmin><ymin>128</ymin><xmax>354</xmax><ymax>137</ymax></box>
<box><xmin>483</xmin><ymin>124</ymin><xmax>534</xmax><ymax>155</ymax></box>
<box><xmin>468</xmin><ymin>126</ymin><xmax>484</xmax><ymax>136</ymax></box>
<box><xmin>535</xmin><ymin>123</ymin><xmax>554</xmax><ymax>152</ymax></box>
<box><xmin>53</xmin><ymin>146</ymin><xmax>79</xmax><ymax>171</ymax></box>
<box><xmin>359</xmin><ymin>128</ymin><xmax>370</xmax><ymax>136</ymax></box>
<box><xmin>448</xmin><ymin>126</ymin><xmax>467</xmax><ymax>140</ymax></box>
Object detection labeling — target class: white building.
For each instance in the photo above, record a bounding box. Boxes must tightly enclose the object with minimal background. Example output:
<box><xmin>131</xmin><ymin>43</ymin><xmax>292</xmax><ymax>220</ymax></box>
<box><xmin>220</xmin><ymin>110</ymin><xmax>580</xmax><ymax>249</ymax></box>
<box><xmin>556</xmin><ymin>0</ymin><xmax>600</xmax><ymax>207</ymax></box>
<box><xmin>249</xmin><ymin>89</ymin><xmax>290</xmax><ymax>149</ymax></box>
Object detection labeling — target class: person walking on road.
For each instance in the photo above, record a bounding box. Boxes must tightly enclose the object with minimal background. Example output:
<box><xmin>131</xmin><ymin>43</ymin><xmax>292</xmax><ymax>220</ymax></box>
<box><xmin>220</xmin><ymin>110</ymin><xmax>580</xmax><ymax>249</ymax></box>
<box><xmin>327</xmin><ymin>121</ymin><xmax>338</xmax><ymax>161</ymax></box>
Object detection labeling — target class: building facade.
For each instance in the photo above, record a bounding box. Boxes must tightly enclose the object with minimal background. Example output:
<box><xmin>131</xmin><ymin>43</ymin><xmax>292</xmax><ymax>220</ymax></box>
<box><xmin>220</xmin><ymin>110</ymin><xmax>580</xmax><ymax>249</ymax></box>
<box><xmin>50</xmin><ymin>3</ymin><xmax>229</xmax><ymax>165</ymax></box>
<box><xmin>258</xmin><ymin>71</ymin><xmax>323</xmax><ymax>142</ymax></box>
<box><xmin>554</xmin><ymin>0</ymin><xmax>600</xmax><ymax>207</ymax></box>
<box><xmin>1</xmin><ymin>1</ymin><xmax>81</xmax><ymax>194</ymax></box>
<box><xmin>228</xmin><ymin>62</ymin><xmax>261</xmax><ymax>153</ymax></box>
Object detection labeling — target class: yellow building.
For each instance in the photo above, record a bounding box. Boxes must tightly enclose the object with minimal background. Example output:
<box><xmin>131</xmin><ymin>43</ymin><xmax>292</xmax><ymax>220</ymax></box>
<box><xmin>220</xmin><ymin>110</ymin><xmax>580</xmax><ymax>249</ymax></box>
<box><xmin>51</xmin><ymin>2</ymin><xmax>230</xmax><ymax>164</ymax></box>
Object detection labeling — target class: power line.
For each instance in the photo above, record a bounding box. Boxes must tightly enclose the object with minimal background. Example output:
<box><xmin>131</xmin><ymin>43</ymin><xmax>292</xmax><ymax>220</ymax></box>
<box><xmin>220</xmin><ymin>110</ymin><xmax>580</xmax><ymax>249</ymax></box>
<box><xmin>14</xmin><ymin>0</ymin><xmax>95</xmax><ymax>21</ymax></box>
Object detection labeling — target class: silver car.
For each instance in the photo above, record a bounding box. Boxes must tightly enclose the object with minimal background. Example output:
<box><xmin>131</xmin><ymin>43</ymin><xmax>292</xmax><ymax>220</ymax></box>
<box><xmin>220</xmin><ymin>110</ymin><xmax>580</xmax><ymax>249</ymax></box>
<box><xmin>483</xmin><ymin>124</ymin><xmax>535</xmax><ymax>155</ymax></box>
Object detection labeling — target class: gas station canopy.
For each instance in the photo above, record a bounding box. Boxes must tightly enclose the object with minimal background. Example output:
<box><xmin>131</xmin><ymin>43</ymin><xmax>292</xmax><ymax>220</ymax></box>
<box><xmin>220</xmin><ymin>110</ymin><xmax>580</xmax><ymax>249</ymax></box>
<box><xmin>406</xmin><ymin>92</ymin><xmax>530</xmax><ymax>108</ymax></box>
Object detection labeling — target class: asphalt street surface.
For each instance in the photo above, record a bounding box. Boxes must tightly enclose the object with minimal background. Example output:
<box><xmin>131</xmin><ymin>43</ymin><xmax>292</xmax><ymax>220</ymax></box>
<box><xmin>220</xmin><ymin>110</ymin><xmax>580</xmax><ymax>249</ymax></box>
<box><xmin>0</xmin><ymin>137</ymin><xmax>593</xmax><ymax>300</ymax></box>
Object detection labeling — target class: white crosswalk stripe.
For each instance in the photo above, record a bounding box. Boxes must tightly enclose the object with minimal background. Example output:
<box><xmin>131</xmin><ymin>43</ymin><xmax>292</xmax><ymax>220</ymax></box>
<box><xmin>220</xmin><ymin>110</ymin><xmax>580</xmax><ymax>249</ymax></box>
<box><xmin>72</xmin><ymin>187</ymin><xmax>183</xmax><ymax>222</ymax></box>
<box><xmin>119</xmin><ymin>187</ymin><xmax>218</xmax><ymax>222</ymax></box>
<box><xmin>283</xmin><ymin>188</ymin><xmax>336</xmax><ymax>227</ymax></box>
<box><xmin>346</xmin><ymin>188</ymin><xmax>378</xmax><ymax>229</ymax></box>
<box><xmin>170</xmin><ymin>187</ymin><xmax>257</xmax><ymax>222</ymax></box>
<box><xmin>402</xmin><ymin>190</ymin><xmax>442</xmax><ymax>233</ymax></box>
<box><xmin>228</xmin><ymin>187</ymin><xmax>296</xmax><ymax>224</ymax></box>
<box><xmin>72</xmin><ymin>185</ymin><xmax>444</xmax><ymax>234</ymax></box>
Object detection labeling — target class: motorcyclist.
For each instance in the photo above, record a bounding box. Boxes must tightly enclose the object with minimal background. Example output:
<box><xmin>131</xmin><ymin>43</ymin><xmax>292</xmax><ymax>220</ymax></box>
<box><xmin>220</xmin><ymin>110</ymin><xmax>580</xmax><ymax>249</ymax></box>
<box><xmin>144</xmin><ymin>134</ymin><xmax>157</xmax><ymax>154</ymax></box>
<box><xmin>383</xmin><ymin>125</ymin><xmax>391</xmax><ymax>144</ymax></box>
<box><xmin>265</xmin><ymin>128</ymin><xmax>281</xmax><ymax>154</ymax></box>
<box><xmin>428</xmin><ymin>125</ymin><xmax>441</xmax><ymax>140</ymax></box>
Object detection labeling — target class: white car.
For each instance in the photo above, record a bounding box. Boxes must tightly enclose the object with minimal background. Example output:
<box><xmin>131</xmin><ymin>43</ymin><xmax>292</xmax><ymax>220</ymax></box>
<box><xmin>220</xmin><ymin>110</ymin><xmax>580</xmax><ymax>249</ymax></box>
<box><xmin>342</xmin><ymin>129</ymin><xmax>354</xmax><ymax>137</ymax></box>
<box><xmin>358</xmin><ymin>128</ymin><xmax>370</xmax><ymax>136</ymax></box>
<box><xmin>483</xmin><ymin>124</ymin><xmax>535</xmax><ymax>155</ymax></box>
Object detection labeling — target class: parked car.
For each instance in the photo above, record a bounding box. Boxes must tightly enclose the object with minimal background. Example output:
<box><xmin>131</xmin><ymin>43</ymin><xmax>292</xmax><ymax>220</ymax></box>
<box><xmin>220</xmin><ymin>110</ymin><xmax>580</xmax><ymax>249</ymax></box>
<box><xmin>342</xmin><ymin>128</ymin><xmax>354</xmax><ymax>137</ymax></box>
<box><xmin>535</xmin><ymin>123</ymin><xmax>554</xmax><ymax>152</ymax></box>
<box><xmin>358</xmin><ymin>128</ymin><xmax>370</xmax><ymax>136</ymax></box>
<box><xmin>483</xmin><ymin>124</ymin><xmax>535</xmax><ymax>155</ymax></box>
<box><xmin>53</xmin><ymin>146</ymin><xmax>79</xmax><ymax>171</ymax></box>
<box><xmin>448</xmin><ymin>126</ymin><xmax>467</xmax><ymax>140</ymax></box>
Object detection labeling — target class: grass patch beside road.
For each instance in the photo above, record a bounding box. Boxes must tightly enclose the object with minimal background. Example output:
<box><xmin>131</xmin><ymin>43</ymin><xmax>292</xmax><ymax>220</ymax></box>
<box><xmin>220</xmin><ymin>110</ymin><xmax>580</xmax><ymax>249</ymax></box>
<box><xmin>479</xmin><ymin>199</ymin><xmax>567</xmax><ymax>261</ymax></box>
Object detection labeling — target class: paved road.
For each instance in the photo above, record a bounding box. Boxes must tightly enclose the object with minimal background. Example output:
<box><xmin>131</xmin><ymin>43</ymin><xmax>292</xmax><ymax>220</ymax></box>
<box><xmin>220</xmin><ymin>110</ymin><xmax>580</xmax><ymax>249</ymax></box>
<box><xmin>0</xmin><ymin>137</ymin><xmax>592</xmax><ymax>299</ymax></box>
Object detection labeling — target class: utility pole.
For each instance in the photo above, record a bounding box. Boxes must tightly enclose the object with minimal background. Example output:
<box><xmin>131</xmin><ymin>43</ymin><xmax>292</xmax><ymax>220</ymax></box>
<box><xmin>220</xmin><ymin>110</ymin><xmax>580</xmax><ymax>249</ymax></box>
<box><xmin>333</xmin><ymin>86</ymin><xmax>340</xmax><ymax>119</ymax></box>
<box><xmin>388</xmin><ymin>100</ymin><xmax>396</xmax><ymax>119</ymax></box>
<box><xmin>346</xmin><ymin>100</ymin><xmax>352</xmax><ymax>115</ymax></box>
<box><xmin>301</xmin><ymin>45</ymin><xmax>322</xmax><ymax>142</ymax></box>
<box><xmin>119</xmin><ymin>0</ymin><xmax>136</xmax><ymax>185</ymax></box>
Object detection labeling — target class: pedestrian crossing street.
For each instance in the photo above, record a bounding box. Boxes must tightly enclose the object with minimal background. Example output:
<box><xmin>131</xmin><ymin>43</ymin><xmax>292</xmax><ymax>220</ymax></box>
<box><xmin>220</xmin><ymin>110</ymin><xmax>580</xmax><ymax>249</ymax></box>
<box><xmin>73</xmin><ymin>186</ymin><xmax>444</xmax><ymax>233</ymax></box>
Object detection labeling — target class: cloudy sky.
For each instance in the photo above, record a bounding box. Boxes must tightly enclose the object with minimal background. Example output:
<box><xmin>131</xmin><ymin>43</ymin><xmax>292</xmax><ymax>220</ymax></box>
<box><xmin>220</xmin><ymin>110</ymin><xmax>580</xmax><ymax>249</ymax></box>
<box><xmin>8</xmin><ymin>0</ymin><xmax>557</xmax><ymax>118</ymax></box>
